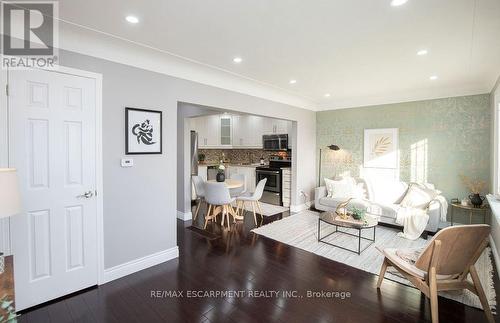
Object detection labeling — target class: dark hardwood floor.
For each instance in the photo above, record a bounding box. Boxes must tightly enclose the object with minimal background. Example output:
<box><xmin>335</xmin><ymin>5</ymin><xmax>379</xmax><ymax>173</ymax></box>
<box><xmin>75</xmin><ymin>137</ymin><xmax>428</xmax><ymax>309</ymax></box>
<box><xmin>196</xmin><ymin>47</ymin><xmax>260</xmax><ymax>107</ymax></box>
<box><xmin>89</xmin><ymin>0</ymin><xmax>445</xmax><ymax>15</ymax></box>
<box><xmin>18</xmin><ymin>204</ymin><xmax>499</xmax><ymax>322</ymax></box>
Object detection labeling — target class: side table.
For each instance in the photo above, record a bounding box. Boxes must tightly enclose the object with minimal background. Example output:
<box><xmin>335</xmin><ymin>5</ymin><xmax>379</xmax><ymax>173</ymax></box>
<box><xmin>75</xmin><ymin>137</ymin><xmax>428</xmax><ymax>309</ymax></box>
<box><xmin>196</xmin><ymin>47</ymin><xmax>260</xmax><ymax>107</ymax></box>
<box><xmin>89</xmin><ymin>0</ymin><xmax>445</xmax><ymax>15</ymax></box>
<box><xmin>450</xmin><ymin>203</ymin><xmax>489</xmax><ymax>226</ymax></box>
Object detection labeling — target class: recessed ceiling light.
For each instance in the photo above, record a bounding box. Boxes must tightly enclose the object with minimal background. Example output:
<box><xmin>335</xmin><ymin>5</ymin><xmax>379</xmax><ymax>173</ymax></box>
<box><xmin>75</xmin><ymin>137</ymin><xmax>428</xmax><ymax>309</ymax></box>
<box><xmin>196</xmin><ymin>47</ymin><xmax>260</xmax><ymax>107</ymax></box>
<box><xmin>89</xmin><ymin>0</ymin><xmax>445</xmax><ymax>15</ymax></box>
<box><xmin>324</xmin><ymin>93</ymin><xmax>331</xmax><ymax>98</ymax></box>
<box><xmin>429</xmin><ymin>75</ymin><xmax>438</xmax><ymax>80</ymax></box>
<box><xmin>125</xmin><ymin>15</ymin><xmax>139</xmax><ymax>24</ymax></box>
<box><xmin>417</xmin><ymin>49</ymin><xmax>428</xmax><ymax>56</ymax></box>
<box><xmin>391</xmin><ymin>0</ymin><xmax>408</xmax><ymax>6</ymax></box>
<box><xmin>233</xmin><ymin>57</ymin><xmax>242</xmax><ymax>63</ymax></box>
<box><xmin>289</xmin><ymin>79</ymin><xmax>297</xmax><ymax>84</ymax></box>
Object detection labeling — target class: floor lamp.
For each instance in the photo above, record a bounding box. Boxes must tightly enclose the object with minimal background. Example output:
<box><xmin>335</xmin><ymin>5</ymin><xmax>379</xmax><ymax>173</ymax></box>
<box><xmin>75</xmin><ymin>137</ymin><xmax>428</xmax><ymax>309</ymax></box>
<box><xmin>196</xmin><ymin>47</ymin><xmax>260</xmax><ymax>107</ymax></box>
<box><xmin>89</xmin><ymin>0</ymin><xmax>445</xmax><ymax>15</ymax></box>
<box><xmin>318</xmin><ymin>144</ymin><xmax>340</xmax><ymax>186</ymax></box>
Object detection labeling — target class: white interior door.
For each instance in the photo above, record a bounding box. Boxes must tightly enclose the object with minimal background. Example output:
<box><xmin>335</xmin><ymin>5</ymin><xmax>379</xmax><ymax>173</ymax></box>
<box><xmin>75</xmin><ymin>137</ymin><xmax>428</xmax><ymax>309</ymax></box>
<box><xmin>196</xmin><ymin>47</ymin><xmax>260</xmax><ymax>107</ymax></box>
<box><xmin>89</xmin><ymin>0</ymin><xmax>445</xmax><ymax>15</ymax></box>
<box><xmin>9</xmin><ymin>69</ymin><xmax>98</xmax><ymax>310</ymax></box>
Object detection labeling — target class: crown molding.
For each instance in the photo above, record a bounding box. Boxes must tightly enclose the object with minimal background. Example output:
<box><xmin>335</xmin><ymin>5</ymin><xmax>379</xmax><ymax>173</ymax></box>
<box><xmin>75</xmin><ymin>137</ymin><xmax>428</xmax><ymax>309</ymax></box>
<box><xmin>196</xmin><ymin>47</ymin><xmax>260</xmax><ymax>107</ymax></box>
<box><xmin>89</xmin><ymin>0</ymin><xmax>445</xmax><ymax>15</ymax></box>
<box><xmin>57</xmin><ymin>22</ymin><xmax>320</xmax><ymax>111</ymax></box>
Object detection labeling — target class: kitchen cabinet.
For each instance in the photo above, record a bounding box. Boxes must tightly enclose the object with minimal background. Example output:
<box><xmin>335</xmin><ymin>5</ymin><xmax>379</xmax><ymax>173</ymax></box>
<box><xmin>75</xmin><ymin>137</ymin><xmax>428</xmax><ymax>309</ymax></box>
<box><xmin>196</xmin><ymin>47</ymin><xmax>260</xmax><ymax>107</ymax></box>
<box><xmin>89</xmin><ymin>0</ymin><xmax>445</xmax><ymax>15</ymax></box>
<box><xmin>232</xmin><ymin>115</ymin><xmax>263</xmax><ymax>148</ymax></box>
<box><xmin>192</xmin><ymin>115</ymin><xmax>220</xmax><ymax>148</ymax></box>
<box><xmin>263</xmin><ymin>118</ymin><xmax>289</xmax><ymax>135</ymax></box>
<box><xmin>282</xmin><ymin>168</ymin><xmax>291</xmax><ymax>207</ymax></box>
<box><xmin>220</xmin><ymin>115</ymin><xmax>232</xmax><ymax>146</ymax></box>
<box><xmin>191</xmin><ymin>114</ymin><xmax>291</xmax><ymax>149</ymax></box>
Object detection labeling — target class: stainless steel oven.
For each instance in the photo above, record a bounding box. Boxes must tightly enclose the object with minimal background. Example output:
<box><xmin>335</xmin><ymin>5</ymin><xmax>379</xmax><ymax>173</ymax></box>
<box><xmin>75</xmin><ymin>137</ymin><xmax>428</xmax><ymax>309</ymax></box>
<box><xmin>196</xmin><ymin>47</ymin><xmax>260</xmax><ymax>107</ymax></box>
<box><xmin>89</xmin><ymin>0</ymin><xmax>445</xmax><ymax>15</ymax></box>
<box><xmin>256</xmin><ymin>169</ymin><xmax>281</xmax><ymax>193</ymax></box>
<box><xmin>263</xmin><ymin>134</ymin><xmax>288</xmax><ymax>151</ymax></box>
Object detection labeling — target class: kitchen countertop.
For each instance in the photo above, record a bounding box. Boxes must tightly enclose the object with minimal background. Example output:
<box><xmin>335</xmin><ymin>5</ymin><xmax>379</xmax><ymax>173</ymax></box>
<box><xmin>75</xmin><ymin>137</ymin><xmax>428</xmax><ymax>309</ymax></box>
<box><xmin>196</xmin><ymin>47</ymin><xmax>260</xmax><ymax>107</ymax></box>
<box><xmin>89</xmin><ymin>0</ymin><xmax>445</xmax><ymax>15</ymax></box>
<box><xmin>198</xmin><ymin>162</ymin><xmax>265</xmax><ymax>168</ymax></box>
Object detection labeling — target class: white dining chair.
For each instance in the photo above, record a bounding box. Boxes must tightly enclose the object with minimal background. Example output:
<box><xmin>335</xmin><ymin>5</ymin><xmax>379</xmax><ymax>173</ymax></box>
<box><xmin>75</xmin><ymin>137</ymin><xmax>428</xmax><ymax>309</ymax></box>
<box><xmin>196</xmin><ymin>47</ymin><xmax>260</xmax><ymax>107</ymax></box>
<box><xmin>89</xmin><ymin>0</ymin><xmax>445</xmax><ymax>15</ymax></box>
<box><xmin>236</xmin><ymin>178</ymin><xmax>267</xmax><ymax>225</ymax></box>
<box><xmin>192</xmin><ymin>175</ymin><xmax>206</xmax><ymax>221</ymax></box>
<box><xmin>204</xmin><ymin>182</ymin><xmax>237</xmax><ymax>231</ymax></box>
<box><xmin>229</xmin><ymin>174</ymin><xmax>246</xmax><ymax>197</ymax></box>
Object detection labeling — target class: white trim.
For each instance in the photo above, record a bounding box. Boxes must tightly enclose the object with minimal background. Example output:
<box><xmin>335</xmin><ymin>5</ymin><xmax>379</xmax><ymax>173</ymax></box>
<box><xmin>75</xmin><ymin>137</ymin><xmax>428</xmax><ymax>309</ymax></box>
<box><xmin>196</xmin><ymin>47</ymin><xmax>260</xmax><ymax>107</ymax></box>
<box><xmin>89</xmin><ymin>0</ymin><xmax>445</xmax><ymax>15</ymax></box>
<box><xmin>177</xmin><ymin>211</ymin><xmax>193</xmax><ymax>221</ymax></box>
<box><xmin>290</xmin><ymin>203</ymin><xmax>309</xmax><ymax>213</ymax></box>
<box><xmin>58</xmin><ymin>24</ymin><xmax>318</xmax><ymax>111</ymax></box>
<box><xmin>489</xmin><ymin>235</ymin><xmax>500</xmax><ymax>280</ymax></box>
<box><xmin>0</xmin><ymin>69</ymin><xmax>8</xmax><ymax>167</ymax></box>
<box><xmin>102</xmin><ymin>247</ymin><xmax>179</xmax><ymax>283</ymax></box>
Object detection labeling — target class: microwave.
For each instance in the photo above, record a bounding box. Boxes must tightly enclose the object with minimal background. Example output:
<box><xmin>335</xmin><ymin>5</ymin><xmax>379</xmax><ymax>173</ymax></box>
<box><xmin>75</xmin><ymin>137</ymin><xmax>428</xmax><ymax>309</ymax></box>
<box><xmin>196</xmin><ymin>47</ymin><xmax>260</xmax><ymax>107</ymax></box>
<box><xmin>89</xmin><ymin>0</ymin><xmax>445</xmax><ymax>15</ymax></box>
<box><xmin>263</xmin><ymin>134</ymin><xmax>288</xmax><ymax>151</ymax></box>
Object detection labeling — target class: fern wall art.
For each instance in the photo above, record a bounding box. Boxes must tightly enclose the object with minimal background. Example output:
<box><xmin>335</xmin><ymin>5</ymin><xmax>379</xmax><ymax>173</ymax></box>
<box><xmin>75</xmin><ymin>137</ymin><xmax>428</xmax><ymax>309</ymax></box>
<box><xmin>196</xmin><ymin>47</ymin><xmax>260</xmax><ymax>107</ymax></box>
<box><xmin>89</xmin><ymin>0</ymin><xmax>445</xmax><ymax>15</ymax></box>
<box><xmin>363</xmin><ymin>128</ymin><xmax>398</xmax><ymax>168</ymax></box>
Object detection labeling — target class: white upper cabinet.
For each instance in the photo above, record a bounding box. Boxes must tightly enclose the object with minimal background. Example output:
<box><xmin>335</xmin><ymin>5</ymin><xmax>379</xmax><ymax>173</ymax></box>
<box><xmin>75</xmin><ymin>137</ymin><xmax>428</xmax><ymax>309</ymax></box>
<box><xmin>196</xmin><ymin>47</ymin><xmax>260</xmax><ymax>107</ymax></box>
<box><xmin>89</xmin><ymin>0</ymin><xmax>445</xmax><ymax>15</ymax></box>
<box><xmin>233</xmin><ymin>115</ymin><xmax>263</xmax><ymax>148</ymax></box>
<box><xmin>191</xmin><ymin>114</ymin><xmax>220</xmax><ymax>148</ymax></box>
<box><xmin>263</xmin><ymin>118</ymin><xmax>289</xmax><ymax>134</ymax></box>
<box><xmin>191</xmin><ymin>114</ymin><xmax>291</xmax><ymax>149</ymax></box>
<box><xmin>220</xmin><ymin>115</ymin><xmax>232</xmax><ymax>146</ymax></box>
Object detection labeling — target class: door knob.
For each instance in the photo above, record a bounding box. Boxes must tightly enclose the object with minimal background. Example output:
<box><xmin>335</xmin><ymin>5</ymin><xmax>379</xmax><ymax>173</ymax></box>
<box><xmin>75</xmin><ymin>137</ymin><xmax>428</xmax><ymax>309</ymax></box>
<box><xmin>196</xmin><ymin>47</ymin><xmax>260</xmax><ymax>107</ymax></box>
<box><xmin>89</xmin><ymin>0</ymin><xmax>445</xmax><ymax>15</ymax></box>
<box><xmin>77</xmin><ymin>191</ymin><xmax>94</xmax><ymax>199</ymax></box>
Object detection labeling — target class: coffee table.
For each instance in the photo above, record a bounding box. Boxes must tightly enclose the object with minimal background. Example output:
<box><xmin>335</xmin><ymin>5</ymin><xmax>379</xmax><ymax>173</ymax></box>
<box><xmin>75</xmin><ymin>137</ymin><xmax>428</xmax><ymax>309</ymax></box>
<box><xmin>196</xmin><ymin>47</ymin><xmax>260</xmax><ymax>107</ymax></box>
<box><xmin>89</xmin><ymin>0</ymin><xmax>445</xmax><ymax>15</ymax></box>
<box><xmin>318</xmin><ymin>211</ymin><xmax>378</xmax><ymax>255</ymax></box>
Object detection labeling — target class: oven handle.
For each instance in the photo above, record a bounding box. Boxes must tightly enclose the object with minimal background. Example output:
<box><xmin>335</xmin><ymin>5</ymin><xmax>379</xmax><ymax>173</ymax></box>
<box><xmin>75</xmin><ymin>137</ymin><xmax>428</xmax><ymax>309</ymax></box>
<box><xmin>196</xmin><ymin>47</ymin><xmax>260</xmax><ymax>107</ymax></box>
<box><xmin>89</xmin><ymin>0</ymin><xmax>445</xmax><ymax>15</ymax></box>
<box><xmin>256</xmin><ymin>170</ymin><xmax>280</xmax><ymax>175</ymax></box>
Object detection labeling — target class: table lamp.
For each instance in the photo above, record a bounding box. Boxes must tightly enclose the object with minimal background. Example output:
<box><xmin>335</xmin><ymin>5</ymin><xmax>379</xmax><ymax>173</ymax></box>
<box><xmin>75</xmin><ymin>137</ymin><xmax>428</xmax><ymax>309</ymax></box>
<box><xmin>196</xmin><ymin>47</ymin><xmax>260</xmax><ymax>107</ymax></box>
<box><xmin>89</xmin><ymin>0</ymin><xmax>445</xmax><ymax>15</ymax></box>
<box><xmin>0</xmin><ymin>169</ymin><xmax>22</xmax><ymax>273</ymax></box>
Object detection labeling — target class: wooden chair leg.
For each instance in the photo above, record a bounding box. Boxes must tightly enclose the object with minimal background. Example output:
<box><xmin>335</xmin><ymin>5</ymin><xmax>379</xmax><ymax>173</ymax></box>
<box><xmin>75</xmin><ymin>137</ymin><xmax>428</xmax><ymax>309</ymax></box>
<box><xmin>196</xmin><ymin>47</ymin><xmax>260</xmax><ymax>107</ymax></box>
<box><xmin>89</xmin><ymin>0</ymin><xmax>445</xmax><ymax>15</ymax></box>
<box><xmin>256</xmin><ymin>201</ymin><xmax>264</xmax><ymax>216</ymax></box>
<box><xmin>194</xmin><ymin>199</ymin><xmax>202</xmax><ymax>221</ymax></box>
<box><xmin>221</xmin><ymin>205</ymin><xmax>226</xmax><ymax>226</ymax></box>
<box><xmin>469</xmin><ymin>265</ymin><xmax>494</xmax><ymax>323</ymax></box>
<box><xmin>377</xmin><ymin>258</ymin><xmax>389</xmax><ymax>289</ymax></box>
<box><xmin>204</xmin><ymin>204</ymin><xmax>212</xmax><ymax>229</ymax></box>
<box><xmin>429</xmin><ymin>268</ymin><xmax>439</xmax><ymax>323</ymax></box>
<box><xmin>251</xmin><ymin>202</ymin><xmax>257</xmax><ymax>226</ymax></box>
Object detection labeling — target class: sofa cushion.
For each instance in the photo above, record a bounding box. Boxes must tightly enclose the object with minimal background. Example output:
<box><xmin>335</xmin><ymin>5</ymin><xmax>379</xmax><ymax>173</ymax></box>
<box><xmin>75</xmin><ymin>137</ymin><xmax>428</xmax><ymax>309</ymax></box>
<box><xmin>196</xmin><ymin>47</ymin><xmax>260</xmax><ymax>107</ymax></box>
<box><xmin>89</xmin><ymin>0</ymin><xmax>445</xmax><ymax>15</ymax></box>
<box><xmin>364</xmin><ymin>177</ymin><xmax>408</xmax><ymax>204</ymax></box>
<box><xmin>369</xmin><ymin>203</ymin><xmax>400</xmax><ymax>219</ymax></box>
<box><xmin>324</xmin><ymin>177</ymin><xmax>357</xmax><ymax>199</ymax></box>
<box><xmin>319</xmin><ymin>197</ymin><xmax>369</xmax><ymax>210</ymax></box>
<box><xmin>400</xmin><ymin>184</ymin><xmax>437</xmax><ymax>210</ymax></box>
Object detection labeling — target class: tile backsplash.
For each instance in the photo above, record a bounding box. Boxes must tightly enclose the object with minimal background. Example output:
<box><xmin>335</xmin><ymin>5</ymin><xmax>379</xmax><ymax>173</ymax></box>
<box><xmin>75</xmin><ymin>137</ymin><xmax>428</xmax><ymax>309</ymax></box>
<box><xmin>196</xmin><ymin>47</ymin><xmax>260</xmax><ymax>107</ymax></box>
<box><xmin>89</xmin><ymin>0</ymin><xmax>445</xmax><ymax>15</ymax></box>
<box><xmin>198</xmin><ymin>149</ymin><xmax>285</xmax><ymax>164</ymax></box>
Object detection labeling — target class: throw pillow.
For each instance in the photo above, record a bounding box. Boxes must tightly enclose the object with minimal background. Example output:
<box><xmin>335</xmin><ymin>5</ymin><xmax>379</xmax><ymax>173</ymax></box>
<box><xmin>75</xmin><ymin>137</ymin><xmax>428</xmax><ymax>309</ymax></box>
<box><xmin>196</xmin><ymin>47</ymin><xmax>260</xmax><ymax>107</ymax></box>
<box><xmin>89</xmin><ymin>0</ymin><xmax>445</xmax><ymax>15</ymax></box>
<box><xmin>324</xmin><ymin>178</ymin><xmax>356</xmax><ymax>199</ymax></box>
<box><xmin>400</xmin><ymin>184</ymin><xmax>437</xmax><ymax>209</ymax></box>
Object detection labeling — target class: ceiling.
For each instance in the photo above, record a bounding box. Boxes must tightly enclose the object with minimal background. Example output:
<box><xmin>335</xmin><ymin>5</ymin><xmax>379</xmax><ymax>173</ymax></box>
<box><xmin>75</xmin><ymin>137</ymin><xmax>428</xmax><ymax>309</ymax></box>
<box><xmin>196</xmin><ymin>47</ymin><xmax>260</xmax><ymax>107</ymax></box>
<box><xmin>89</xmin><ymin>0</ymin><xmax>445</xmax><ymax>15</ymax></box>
<box><xmin>58</xmin><ymin>0</ymin><xmax>500</xmax><ymax>110</ymax></box>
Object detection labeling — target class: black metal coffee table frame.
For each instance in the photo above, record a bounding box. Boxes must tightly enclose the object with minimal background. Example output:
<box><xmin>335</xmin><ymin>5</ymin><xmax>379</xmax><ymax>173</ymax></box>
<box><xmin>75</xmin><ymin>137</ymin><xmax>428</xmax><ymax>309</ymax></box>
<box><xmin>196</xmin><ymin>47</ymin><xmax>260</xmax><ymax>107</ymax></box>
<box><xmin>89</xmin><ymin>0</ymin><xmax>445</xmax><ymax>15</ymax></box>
<box><xmin>317</xmin><ymin>218</ymin><xmax>376</xmax><ymax>255</ymax></box>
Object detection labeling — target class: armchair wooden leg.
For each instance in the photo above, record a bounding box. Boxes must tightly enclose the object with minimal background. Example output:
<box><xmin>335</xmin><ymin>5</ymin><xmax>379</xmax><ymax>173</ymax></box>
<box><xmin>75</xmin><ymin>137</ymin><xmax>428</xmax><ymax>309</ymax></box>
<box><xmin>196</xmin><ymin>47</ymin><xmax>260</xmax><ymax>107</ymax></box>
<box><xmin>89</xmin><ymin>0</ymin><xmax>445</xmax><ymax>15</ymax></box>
<box><xmin>194</xmin><ymin>199</ymin><xmax>202</xmax><ymax>221</ymax></box>
<box><xmin>429</xmin><ymin>268</ymin><xmax>439</xmax><ymax>323</ymax></box>
<box><xmin>469</xmin><ymin>265</ymin><xmax>494</xmax><ymax>323</ymax></box>
<box><xmin>377</xmin><ymin>258</ymin><xmax>389</xmax><ymax>289</ymax></box>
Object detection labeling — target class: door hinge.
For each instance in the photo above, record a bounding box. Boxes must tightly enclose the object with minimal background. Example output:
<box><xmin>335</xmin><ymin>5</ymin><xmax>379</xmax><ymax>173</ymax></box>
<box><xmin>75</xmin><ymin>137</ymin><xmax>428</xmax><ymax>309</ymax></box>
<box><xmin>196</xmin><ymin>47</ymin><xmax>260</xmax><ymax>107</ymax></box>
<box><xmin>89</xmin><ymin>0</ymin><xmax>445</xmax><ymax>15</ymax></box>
<box><xmin>94</xmin><ymin>190</ymin><xmax>98</xmax><ymax>197</ymax></box>
<box><xmin>5</xmin><ymin>84</ymin><xmax>8</xmax><ymax>96</ymax></box>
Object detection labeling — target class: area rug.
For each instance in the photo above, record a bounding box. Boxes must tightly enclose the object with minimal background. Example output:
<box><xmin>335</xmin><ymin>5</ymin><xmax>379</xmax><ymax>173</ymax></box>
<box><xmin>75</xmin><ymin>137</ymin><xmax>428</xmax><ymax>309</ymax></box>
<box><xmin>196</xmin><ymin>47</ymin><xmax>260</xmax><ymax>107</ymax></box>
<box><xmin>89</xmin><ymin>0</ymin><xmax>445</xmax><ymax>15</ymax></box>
<box><xmin>252</xmin><ymin>210</ymin><xmax>496</xmax><ymax>312</ymax></box>
<box><xmin>231</xmin><ymin>201</ymin><xmax>288</xmax><ymax>216</ymax></box>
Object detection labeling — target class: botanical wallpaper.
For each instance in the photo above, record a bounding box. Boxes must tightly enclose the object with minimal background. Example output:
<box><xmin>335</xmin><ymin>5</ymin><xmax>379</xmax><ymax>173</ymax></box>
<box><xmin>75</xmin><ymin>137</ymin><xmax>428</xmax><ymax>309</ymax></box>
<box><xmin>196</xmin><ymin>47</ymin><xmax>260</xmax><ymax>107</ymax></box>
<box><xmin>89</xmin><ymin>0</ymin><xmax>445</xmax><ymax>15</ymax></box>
<box><xmin>317</xmin><ymin>94</ymin><xmax>491</xmax><ymax>206</ymax></box>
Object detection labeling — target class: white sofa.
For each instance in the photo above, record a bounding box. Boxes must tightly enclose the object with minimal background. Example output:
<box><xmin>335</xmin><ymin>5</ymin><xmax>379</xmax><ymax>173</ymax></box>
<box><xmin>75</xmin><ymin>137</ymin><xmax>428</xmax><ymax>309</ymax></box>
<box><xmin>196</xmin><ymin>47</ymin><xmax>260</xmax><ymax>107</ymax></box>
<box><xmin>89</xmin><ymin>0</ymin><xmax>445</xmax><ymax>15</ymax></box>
<box><xmin>314</xmin><ymin>178</ymin><xmax>447</xmax><ymax>234</ymax></box>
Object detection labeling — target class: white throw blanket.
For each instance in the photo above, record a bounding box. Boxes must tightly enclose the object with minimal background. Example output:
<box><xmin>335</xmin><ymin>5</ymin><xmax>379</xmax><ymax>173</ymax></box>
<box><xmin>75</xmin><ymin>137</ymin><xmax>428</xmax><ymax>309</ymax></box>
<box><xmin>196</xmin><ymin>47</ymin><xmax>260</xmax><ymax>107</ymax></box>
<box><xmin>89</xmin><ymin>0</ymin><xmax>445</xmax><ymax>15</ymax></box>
<box><xmin>395</xmin><ymin>207</ymin><xmax>429</xmax><ymax>240</ymax></box>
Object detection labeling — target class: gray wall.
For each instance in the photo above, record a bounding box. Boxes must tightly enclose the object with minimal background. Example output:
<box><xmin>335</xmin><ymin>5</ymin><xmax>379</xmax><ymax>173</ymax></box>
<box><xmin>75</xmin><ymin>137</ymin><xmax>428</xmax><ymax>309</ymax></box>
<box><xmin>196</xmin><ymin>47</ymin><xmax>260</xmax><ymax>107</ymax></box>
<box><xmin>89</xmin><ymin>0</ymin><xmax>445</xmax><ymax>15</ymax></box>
<box><xmin>59</xmin><ymin>49</ymin><xmax>316</xmax><ymax>269</ymax></box>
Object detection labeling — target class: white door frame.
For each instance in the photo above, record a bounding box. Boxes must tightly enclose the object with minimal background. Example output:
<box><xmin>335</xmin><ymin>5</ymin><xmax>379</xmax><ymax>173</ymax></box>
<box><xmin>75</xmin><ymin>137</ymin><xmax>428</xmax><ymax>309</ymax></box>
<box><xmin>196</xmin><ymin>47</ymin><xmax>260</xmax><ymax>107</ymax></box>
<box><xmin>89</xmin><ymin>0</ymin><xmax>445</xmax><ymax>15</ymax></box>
<box><xmin>0</xmin><ymin>65</ymin><xmax>106</xmax><ymax>285</ymax></box>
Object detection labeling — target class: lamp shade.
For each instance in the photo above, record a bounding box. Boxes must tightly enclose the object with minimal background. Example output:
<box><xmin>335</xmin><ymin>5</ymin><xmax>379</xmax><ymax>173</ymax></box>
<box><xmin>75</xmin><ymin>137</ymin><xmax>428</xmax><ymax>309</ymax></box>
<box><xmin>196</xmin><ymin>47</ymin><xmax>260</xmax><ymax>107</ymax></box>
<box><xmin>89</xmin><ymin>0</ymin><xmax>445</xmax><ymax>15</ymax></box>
<box><xmin>0</xmin><ymin>168</ymin><xmax>22</xmax><ymax>219</ymax></box>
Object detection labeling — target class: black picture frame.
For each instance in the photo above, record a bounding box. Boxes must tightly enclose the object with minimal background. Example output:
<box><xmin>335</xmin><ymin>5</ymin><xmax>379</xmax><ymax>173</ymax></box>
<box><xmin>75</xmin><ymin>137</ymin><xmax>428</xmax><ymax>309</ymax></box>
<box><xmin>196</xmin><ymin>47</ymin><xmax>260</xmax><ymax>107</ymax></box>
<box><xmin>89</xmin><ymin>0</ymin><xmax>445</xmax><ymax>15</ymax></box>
<box><xmin>125</xmin><ymin>107</ymin><xmax>163</xmax><ymax>155</ymax></box>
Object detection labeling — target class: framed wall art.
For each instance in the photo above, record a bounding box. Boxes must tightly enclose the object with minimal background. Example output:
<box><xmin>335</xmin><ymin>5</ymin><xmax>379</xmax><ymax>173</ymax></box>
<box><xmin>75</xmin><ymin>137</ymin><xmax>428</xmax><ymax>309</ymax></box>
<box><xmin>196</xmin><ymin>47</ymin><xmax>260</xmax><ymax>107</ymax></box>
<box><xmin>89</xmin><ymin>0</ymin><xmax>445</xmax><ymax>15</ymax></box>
<box><xmin>363</xmin><ymin>128</ymin><xmax>398</xmax><ymax>168</ymax></box>
<box><xmin>125</xmin><ymin>107</ymin><xmax>162</xmax><ymax>154</ymax></box>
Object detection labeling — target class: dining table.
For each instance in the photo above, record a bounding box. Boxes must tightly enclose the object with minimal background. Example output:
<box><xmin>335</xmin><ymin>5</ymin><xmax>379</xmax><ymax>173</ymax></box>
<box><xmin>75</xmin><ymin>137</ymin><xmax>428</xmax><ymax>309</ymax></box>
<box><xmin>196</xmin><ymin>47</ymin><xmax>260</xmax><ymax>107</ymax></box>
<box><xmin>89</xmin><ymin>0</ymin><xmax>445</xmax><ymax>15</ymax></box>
<box><xmin>206</xmin><ymin>179</ymin><xmax>244</xmax><ymax>220</ymax></box>
<box><xmin>207</xmin><ymin>178</ymin><xmax>244</xmax><ymax>189</ymax></box>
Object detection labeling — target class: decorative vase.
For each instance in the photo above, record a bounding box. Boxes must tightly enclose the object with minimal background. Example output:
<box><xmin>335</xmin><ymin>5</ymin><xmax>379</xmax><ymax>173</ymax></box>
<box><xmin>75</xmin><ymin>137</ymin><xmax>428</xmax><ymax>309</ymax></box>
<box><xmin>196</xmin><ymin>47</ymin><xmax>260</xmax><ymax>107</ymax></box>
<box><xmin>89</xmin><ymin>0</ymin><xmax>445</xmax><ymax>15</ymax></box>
<box><xmin>216</xmin><ymin>172</ymin><xmax>225</xmax><ymax>182</ymax></box>
<box><xmin>468</xmin><ymin>193</ymin><xmax>485</xmax><ymax>208</ymax></box>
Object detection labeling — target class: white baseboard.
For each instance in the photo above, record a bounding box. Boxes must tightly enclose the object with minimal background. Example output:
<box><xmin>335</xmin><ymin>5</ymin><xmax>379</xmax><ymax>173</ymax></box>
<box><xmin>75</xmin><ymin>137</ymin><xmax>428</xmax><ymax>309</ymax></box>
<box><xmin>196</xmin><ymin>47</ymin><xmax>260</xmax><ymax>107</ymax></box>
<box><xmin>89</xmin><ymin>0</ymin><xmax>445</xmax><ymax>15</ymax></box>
<box><xmin>290</xmin><ymin>203</ymin><xmax>309</xmax><ymax>213</ymax></box>
<box><xmin>177</xmin><ymin>210</ymin><xmax>192</xmax><ymax>221</ymax></box>
<box><xmin>102</xmin><ymin>246</ymin><xmax>179</xmax><ymax>284</ymax></box>
<box><xmin>489</xmin><ymin>236</ymin><xmax>500</xmax><ymax>279</ymax></box>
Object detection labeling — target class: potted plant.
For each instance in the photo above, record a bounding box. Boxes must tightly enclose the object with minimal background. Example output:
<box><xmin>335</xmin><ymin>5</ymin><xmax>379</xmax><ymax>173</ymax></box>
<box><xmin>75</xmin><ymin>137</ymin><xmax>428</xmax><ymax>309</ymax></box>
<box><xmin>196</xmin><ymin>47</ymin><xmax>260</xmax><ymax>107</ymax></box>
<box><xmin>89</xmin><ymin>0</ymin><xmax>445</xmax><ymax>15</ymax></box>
<box><xmin>460</xmin><ymin>175</ymin><xmax>486</xmax><ymax>208</ymax></box>
<box><xmin>198</xmin><ymin>153</ymin><xmax>206</xmax><ymax>164</ymax></box>
<box><xmin>349</xmin><ymin>206</ymin><xmax>366</xmax><ymax>221</ymax></box>
<box><xmin>216</xmin><ymin>163</ymin><xmax>226</xmax><ymax>182</ymax></box>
